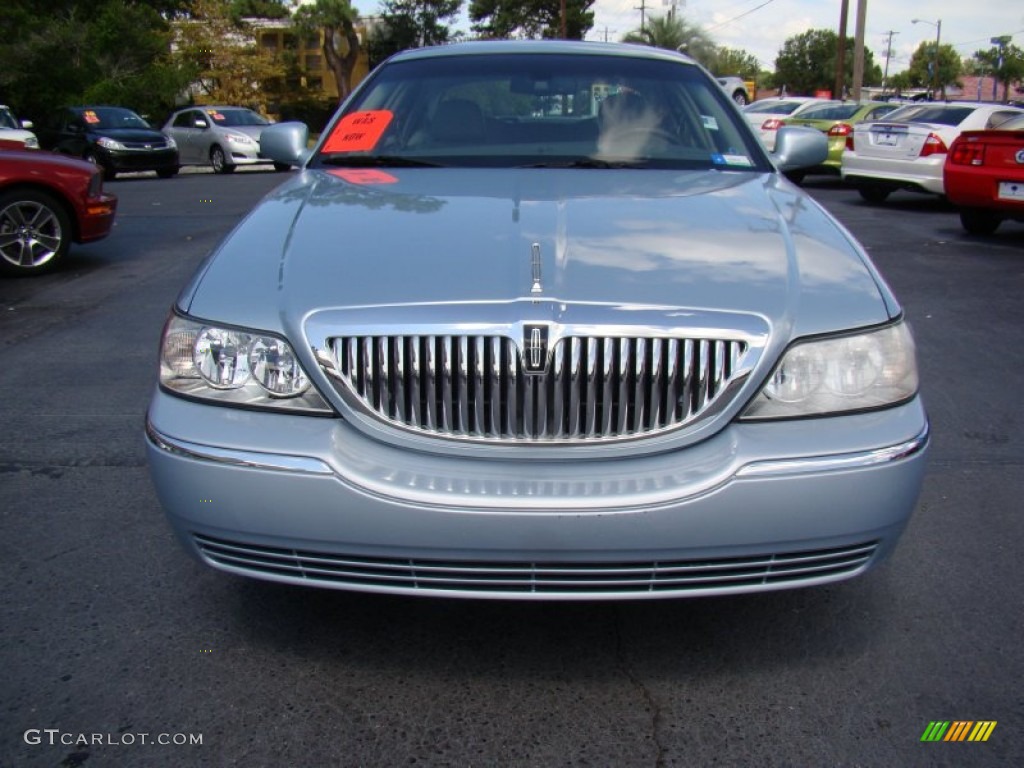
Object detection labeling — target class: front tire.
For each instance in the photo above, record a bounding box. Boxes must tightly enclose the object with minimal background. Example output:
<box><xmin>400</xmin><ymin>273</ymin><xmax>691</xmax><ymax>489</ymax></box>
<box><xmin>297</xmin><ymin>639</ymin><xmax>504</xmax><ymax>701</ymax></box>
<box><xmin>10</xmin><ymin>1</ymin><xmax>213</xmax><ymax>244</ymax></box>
<box><xmin>858</xmin><ymin>185</ymin><xmax>891</xmax><ymax>204</ymax></box>
<box><xmin>157</xmin><ymin>167</ymin><xmax>179</xmax><ymax>179</ymax></box>
<box><xmin>0</xmin><ymin>189</ymin><xmax>73</xmax><ymax>276</ymax></box>
<box><xmin>210</xmin><ymin>146</ymin><xmax>234</xmax><ymax>174</ymax></box>
<box><xmin>959</xmin><ymin>208</ymin><xmax>1001</xmax><ymax>236</ymax></box>
<box><xmin>272</xmin><ymin>162</ymin><xmax>291</xmax><ymax>172</ymax></box>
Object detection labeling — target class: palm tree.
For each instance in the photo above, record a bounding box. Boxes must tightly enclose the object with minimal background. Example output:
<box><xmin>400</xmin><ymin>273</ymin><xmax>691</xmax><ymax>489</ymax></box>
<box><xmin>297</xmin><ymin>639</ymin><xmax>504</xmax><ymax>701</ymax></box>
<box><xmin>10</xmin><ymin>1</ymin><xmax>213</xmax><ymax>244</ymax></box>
<box><xmin>622</xmin><ymin>14</ymin><xmax>716</xmax><ymax>66</ymax></box>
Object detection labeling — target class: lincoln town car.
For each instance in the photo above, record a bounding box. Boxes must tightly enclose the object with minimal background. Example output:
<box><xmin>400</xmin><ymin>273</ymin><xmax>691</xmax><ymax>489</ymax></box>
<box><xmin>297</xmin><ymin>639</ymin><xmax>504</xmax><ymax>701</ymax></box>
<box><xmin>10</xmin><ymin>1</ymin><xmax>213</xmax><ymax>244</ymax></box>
<box><xmin>146</xmin><ymin>41</ymin><xmax>929</xmax><ymax>599</ymax></box>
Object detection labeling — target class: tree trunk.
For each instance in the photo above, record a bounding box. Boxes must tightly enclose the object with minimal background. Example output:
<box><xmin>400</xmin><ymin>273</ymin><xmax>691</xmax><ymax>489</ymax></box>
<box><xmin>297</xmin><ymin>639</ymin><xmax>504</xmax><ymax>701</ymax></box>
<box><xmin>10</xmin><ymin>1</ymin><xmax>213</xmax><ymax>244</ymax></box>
<box><xmin>322</xmin><ymin>23</ymin><xmax>361</xmax><ymax>105</ymax></box>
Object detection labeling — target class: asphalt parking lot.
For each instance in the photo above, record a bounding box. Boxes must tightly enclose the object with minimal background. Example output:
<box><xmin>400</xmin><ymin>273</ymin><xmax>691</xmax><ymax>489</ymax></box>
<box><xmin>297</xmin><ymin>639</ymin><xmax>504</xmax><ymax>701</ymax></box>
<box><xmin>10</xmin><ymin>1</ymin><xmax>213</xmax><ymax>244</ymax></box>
<box><xmin>1</xmin><ymin>169</ymin><xmax>1022</xmax><ymax>767</ymax></box>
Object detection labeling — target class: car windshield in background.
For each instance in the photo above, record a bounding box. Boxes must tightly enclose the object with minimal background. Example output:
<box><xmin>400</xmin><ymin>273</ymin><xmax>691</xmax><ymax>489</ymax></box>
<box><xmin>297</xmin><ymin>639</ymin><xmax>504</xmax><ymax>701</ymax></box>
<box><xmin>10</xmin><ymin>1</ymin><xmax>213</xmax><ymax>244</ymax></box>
<box><xmin>878</xmin><ymin>104</ymin><xmax>975</xmax><ymax>126</ymax></box>
<box><xmin>797</xmin><ymin>103</ymin><xmax>864</xmax><ymax>121</ymax></box>
<box><xmin>0</xmin><ymin>108</ymin><xmax>19</xmax><ymax>130</ymax></box>
<box><xmin>76</xmin><ymin>107</ymin><xmax>151</xmax><ymax>130</ymax></box>
<box><xmin>313</xmin><ymin>53</ymin><xmax>767</xmax><ymax>171</ymax></box>
<box><xmin>744</xmin><ymin>101</ymin><xmax>807</xmax><ymax>115</ymax></box>
<box><xmin>207</xmin><ymin>109</ymin><xmax>271</xmax><ymax>127</ymax></box>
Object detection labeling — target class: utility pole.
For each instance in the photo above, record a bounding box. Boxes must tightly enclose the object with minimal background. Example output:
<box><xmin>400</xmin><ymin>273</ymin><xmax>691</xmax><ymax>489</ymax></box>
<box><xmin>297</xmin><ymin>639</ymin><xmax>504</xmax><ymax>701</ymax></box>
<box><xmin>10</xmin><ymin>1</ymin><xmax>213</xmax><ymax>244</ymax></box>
<box><xmin>635</xmin><ymin>0</ymin><xmax>647</xmax><ymax>36</ymax></box>
<box><xmin>882</xmin><ymin>30</ymin><xmax>898</xmax><ymax>95</ymax></box>
<box><xmin>852</xmin><ymin>0</ymin><xmax>867</xmax><ymax>101</ymax></box>
<box><xmin>991</xmin><ymin>36</ymin><xmax>1011</xmax><ymax>100</ymax></box>
<box><xmin>835</xmin><ymin>0</ymin><xmax>849</xmax><ymax>100</ymax></box>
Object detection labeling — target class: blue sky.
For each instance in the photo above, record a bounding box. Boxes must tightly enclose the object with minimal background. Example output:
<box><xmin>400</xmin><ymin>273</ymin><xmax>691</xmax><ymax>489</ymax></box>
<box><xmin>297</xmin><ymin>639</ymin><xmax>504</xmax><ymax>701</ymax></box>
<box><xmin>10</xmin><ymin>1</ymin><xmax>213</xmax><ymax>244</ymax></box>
<box><xmin>586</xmin><ymin>0</ymin><xmax>1024</xmax><ymax>71</ymax></box>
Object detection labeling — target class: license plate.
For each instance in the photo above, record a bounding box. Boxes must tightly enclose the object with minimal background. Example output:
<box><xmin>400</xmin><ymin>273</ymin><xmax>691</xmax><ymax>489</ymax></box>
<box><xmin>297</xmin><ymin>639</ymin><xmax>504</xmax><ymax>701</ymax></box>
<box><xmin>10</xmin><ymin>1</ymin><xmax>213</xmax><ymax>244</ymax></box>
<box><xmin>875</xmin><ymin>133</ymin><xmax>898</xmax><ymax>146</ymax></box>
<box><xmin>997</xmin><ymin>181</ymin><xmax>1024</xmax><ymax>200</ymax></box>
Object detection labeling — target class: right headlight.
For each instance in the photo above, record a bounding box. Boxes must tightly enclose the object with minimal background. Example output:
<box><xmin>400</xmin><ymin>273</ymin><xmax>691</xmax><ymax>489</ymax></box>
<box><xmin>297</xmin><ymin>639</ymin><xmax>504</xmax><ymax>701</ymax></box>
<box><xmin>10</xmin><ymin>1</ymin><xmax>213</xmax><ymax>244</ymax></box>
<box><xmin>159</xmin><ymin>314</ymin><xmax>333</xmax><ymax>414</ymax></box>
<box><xmin>741</xmin><ymin>321</ymin><xmax>918</xmax><ymax>420</ymax></box>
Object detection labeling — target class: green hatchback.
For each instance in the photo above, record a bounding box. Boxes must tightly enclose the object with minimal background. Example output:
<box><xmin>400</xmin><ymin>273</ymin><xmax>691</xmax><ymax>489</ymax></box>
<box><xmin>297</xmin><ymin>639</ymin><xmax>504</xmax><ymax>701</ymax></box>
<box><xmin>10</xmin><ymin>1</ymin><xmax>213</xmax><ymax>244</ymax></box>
<box><xmin>782</xmin><ymin>101</ymin><xmax>901</xmax><ymax>181</ymax></box>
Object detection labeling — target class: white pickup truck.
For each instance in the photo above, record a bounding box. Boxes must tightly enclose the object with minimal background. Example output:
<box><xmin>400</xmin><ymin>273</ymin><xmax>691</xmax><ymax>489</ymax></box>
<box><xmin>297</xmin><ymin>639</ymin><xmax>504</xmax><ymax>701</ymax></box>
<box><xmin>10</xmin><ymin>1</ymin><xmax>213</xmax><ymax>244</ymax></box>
<box><xmin>716</xmin><ymin>77</ymin><xmax>752</xmax><ymax>106</ymax></box>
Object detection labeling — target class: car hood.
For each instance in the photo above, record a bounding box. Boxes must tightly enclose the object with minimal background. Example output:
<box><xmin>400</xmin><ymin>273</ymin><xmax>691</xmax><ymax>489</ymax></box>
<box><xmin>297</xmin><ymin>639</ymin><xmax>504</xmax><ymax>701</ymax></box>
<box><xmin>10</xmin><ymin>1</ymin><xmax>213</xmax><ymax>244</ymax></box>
<box><xmin>183</xmin><ymin>168</ymin><xmax>896</xmax><ymax>341</ymax></box>
<box><xmin>90</xmin><ymin>127</ymin><xmax>166</xmax><ymax>142</ymax></box>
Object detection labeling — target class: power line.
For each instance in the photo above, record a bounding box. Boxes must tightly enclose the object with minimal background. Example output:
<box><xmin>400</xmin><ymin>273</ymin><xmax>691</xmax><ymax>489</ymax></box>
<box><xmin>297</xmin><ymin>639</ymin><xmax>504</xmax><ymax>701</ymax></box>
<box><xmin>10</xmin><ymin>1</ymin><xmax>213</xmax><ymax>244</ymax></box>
<box><xmin>704</xmin><ymin>0</ymin><xmax>774</xmax><ymax>32</ymax></box>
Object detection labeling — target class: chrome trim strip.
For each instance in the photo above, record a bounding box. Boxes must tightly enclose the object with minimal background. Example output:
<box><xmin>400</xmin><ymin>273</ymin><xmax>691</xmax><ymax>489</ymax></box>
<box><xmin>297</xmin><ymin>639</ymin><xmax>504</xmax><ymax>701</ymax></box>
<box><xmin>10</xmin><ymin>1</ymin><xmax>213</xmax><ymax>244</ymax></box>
<box><xmin>145</xmin><ymin>422</ymin><xmax>333</xmax><ymax>475</ymax></box>
<box><xmin>736</xmin><ymin>422</ymin><xmax>930</xmax><ymax>479</ymax></box>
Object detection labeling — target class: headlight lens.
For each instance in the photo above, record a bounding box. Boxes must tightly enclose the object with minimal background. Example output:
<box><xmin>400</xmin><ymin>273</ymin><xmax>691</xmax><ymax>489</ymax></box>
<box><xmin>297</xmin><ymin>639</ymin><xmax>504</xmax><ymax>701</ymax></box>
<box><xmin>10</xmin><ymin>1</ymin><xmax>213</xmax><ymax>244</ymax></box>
<box><xmin>741</xmin><ymin>322</ymin><xmax>918</xmax><ymax>420</ymax></box>
<box><xmin>96</xmin><ymin>136</ymin><xmax>123</xmax><ymax>150</ymax></box>
<box><xmin>159</xmin><ymin>315</ymin><xmax>331</xmax><ymax>413</ymax></box>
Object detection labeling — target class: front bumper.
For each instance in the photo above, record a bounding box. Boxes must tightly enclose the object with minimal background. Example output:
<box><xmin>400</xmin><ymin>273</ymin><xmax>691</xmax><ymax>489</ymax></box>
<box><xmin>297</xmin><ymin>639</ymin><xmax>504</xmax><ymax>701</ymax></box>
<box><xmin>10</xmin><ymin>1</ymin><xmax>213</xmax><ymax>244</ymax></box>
<box><xmin>146</xmin><ymin>390</ymin><xmax>929</xmax><ymax>600</ymax></box>
<box><xmin>102</xmin><ymin>147</ymin><xmax>179</xmax><ymax>173</ymax></box>
<box><xmin>77</xmin><ymin>193</ymin><xmax>117</xmax><ymax>243</ymax></box>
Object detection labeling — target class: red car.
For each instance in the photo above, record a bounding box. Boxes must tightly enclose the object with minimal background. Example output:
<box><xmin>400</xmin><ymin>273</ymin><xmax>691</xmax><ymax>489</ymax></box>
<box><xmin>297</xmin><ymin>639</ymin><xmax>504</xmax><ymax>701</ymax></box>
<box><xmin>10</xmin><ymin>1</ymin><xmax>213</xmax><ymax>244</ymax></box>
<box><xmin>944</xmin><ymin>113</ymin><xmax>1024</xmax><ymax>235</ymax></box>
<box><xmin>0</xmin><ymin>149</ymin><xmax>117</xmax><ymax>275</ymax></box>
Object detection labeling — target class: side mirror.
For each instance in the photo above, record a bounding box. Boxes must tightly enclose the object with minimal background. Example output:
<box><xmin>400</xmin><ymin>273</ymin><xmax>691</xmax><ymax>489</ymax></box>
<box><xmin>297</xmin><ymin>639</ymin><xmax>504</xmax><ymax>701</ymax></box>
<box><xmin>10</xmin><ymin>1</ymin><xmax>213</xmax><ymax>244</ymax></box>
<box><xmin>772</xmin><ymin>125</ymin><xmax>828</xmax><ymax>172</ymax></box>
<box><xmin>260</xmin><ymin>122</ymin><xmax>311</xmax><ymax>167</ymax></box>
<box><xmin>194</xmin><ymin>120</ymin><xmax>209</xmax><ymax>129</ymax></box>
<box><xmin>21</xmin><ymin>119</ymin><xmax>34</xmax><ymax>130</ymax></box>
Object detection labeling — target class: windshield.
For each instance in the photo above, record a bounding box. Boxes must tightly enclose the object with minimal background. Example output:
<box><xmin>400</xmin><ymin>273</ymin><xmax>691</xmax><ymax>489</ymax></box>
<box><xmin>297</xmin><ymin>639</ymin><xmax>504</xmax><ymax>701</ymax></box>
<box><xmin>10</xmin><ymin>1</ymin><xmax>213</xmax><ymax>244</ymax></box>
<box><xmin>77</xmin><ymin>107</ymin><xmax>151</xmax><ymax>130</ymax></box>
<box><xmin>796</xmin><ymin>103</ymin><xmax>864</xmax><ymax>121</ymax></box>
<box><xmin>877</xmin><ymin>104</ymin><xmax>975</xmax><ymax>126</ymax></box>
<box><xmin>744</xmin><ymin>100</ymin><xmax>808</xmax><ymax>115</ymax></box>
<box><xmin>313</xmin><ymin>53</ymin><xmax>767</xmax><ymax>171</ymax></box>
<box><xmin>0</xmin><ymin>108</ymin><xmax>18</xmax><ymax>130</ymax></box>
<box><xmin>206</xmin><ymin>109</ymin><xmax>270</xmax><ymax>127</ymax></box>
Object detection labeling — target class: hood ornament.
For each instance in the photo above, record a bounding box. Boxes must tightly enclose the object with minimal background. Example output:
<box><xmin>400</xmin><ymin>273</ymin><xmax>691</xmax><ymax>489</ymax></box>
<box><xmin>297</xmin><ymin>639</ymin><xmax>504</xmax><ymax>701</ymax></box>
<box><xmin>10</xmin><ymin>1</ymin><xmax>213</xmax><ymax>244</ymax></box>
<box><xmin>530</xmin><ymin>242</ymin><xmax>543</xmax><ymax>298</ymax></box>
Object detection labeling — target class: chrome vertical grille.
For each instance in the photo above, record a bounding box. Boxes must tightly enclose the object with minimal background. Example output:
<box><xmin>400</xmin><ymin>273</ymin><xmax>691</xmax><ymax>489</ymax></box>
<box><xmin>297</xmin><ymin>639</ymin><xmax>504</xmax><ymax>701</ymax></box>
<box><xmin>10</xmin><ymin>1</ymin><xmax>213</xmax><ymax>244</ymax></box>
<box><xmin>325</xmin><ymin>334</ymin><xmax>748</xmax><ymax>443</ymax></box>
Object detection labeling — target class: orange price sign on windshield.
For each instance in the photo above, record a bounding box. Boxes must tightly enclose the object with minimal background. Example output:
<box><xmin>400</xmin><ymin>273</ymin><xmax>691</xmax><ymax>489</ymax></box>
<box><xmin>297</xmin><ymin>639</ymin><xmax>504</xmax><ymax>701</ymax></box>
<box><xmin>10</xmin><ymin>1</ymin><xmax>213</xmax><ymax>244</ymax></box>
<box><xmin>322</xmin><ymin>110</ymin><xmax>394</xmax><ymax>153</ymax></box>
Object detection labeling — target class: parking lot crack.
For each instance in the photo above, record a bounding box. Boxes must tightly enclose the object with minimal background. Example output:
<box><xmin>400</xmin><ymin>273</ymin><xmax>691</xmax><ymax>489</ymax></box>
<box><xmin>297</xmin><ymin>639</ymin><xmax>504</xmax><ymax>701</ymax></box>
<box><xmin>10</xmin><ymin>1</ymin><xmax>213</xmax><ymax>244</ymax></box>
<box><xmin>614</xmin><ymin>608</ymin><xmax>666</xmax><ymax>768</ymax></box>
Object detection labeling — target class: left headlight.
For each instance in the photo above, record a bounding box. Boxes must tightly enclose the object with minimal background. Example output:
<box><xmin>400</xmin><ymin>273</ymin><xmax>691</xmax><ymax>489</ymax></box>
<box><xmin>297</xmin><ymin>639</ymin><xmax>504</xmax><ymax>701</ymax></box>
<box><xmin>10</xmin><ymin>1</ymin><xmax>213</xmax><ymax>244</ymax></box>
<box><xmin>159</xmin><ymin>314</ymin><xmax>333</xmax><ymax>414</ymax></box>
<box><xmin>741</xmin><ymin>321</ymin><xmax>918</xmax><ymax>420</ymax></box>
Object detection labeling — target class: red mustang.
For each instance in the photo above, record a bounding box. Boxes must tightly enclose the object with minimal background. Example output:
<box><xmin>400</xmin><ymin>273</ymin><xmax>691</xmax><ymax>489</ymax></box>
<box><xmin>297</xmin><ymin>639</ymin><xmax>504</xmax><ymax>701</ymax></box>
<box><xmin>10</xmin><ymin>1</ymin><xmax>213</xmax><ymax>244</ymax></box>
<box><xmin>0</xmin><ymin>148</ymin><xmax>117</xmax><ymax>275</ymax></box>
<box><xmin>944</xmin><ymin>113</ymin><xmax>1024</xmax><ymax>235</ymax></box>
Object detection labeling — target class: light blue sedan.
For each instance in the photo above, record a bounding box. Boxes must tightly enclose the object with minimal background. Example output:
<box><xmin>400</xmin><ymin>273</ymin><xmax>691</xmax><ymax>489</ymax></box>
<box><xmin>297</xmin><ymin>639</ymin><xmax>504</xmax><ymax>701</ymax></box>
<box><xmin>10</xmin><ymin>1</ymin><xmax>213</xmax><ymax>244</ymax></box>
<box><xmin>146</xmin><ymin>41</ymin><xmax>928</xmax><ymax>600</ymax></box>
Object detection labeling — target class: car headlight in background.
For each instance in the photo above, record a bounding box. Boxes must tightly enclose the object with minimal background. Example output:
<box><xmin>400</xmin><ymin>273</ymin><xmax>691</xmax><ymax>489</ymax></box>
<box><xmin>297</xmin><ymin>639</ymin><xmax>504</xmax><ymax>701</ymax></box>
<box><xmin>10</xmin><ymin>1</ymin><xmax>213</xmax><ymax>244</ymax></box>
<box><xmin>159</xmin><ymin>314</ymin><xmax>332</xmax><ymax>414</ymax></box>
<box><xmin>741</xmin><ymin>321</ymin><xmax>918</xmax><ymax>420</ymax></box>
<box><xmin>225</xmin><ymin>132</ymin><xmax>255</xmax><ymax>145</ymax></box>
<box><xmin>96</xmin><ymin>137</ymin><xmax>124</xmax><ymax>150</ymax></box>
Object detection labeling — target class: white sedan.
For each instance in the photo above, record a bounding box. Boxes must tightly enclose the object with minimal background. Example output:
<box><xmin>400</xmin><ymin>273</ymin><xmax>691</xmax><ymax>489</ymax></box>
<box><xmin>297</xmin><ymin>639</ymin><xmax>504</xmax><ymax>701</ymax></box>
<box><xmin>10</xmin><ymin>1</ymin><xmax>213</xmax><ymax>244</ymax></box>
<box><xmin>742</xmin><ymin>97</ymin><xmax>830</xmax><ymax>150</ymax></box>
<box><xmin>841</xmin><ymin>101</ymin><xmax>1024</xmax><ymax>203</ymax></box>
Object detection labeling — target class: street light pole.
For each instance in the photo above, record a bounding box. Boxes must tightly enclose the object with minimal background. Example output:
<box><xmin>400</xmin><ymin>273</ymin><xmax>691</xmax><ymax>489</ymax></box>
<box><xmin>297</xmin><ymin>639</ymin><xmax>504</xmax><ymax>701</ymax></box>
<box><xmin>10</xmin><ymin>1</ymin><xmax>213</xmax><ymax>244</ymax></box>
<box><xmin>912</xmin><ymin>18</ymin><xmax>942</xmax><ymax>100</ymax></box>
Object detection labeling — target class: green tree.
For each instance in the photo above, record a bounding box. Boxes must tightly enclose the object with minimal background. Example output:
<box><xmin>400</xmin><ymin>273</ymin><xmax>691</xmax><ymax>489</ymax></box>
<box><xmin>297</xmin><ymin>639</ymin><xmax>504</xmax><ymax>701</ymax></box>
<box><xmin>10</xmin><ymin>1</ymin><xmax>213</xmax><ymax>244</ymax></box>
<box><xmin>293</xmin><ymin>0</ymin><xmax>362</xmax><ymax>103</ymax></box>
<box><xmin>970</xmin><ymin>41</ymin><xmax>1024</xmax><ymax>101</ymax></box>
<box><xmin>0</xmin><ymin>1</ymin><xmax>192</xmax><ymax>124</ymax></box>
<box><xmin>706</xmin><ymin>46</ymin><xmax>761</xmax><ymax>79</ymax></box>
<box><xmin>621</xmin><ymin>14</ymin><xmax>714</xmax><ymax>63</ymax></box>
<box><xmin>775</xmin><ymin>28</ymin><xmax>882</xmax><ymax>95</ymax></box>
<box><xmin>469</xmin><ymin>0</ymin><xmax>594</xmax><ymax>40</ymax></box>
<box><xmin>906</xmin><ymin>41</ymin><xmax>962</xmax><ymax>99</ymax></box>
<box><xmin>230</xmin><ymin>0</ymin><xmax>290</xmax><ymax>23</ymax></box>
<box><xmin>367</xmin><ymin>0</ymin><xmax>463</xmax><ymax>67</ymax></box>
<box><xmin>174</xmin><ymin>0</ymin><xmax>287</xmax><ymax>108</ymax></box>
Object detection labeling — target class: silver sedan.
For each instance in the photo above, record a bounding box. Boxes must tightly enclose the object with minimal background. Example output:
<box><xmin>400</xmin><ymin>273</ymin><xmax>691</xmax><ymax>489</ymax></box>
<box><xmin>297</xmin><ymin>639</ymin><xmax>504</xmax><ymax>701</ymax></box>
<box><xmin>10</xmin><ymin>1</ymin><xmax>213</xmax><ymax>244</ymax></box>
<box><xmin>147</xmin><ymin>41</ymin><xmax>928</xmax><ymax>600</ymax></box>
<box><xmin>161</xmin><ymin>106</ymin><xmax>290</xmax><ymax>173</ymax></box>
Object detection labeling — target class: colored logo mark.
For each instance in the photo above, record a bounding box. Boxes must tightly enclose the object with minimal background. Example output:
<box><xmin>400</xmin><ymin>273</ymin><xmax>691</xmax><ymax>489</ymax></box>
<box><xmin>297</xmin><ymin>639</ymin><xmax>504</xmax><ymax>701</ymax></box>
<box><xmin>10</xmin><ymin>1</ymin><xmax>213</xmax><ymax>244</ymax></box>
<box><xmin>920</xmin><ymin>721</ymin><xmax>997</xmax><ymax>742</ymax></box>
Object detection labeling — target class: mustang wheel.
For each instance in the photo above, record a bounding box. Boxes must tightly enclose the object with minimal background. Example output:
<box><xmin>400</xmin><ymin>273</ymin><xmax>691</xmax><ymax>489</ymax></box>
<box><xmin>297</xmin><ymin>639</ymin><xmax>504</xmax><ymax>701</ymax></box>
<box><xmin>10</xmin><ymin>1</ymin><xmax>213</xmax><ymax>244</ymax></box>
<box><xmin>959</xmin><ymin>208</ymin><xmax>1001</xmax><ymax>236</ymax></box>
<box><xmin>210</xmin><ymin>146</ymin><xmax>235</xmax><ymax>174</ymax></box>
<box><xmin>0</xmin><ymin>190</ymin><xmax>72</xmax><ymax>275</ymax></box>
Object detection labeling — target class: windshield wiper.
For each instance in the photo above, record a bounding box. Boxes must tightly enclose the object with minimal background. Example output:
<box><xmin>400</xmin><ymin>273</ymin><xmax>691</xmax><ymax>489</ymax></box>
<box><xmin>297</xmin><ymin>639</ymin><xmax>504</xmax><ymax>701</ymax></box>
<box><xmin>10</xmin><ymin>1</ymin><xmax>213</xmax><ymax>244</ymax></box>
<box><xmin>319</xmin><ymin>154</ymin><xmax>443</xmax><ymax>168</ymax></box>
<box><xmin>519</xmin><ymin>158</ymin><xmax>650</xmax><ymax>169</ymax></box>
